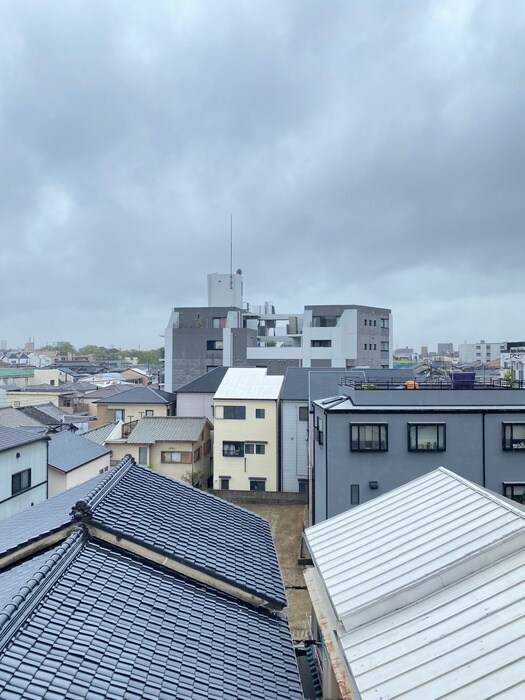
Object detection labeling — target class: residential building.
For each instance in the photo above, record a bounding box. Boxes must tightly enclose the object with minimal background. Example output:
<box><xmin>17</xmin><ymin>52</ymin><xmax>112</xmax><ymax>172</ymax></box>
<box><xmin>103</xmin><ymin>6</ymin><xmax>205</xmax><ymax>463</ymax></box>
<box><xmin>312</xmin><ymin>376</ymin><xmax>525</xmax><ymax>522</ymax></box>
<box><xmin>0</xmin><ymin>426</ymin><xmax>48</xmax><ymax>519</ymax></box>
<box><xmin>104</xmin><ymin>416</ymin><xmax>213</xmax><ymax>485</ymax></box>
<box><xmin>458</xmin><ymin>339</ymin><xmax>506</xmax><ymax>364</ymax></box>
<box><xmin>280</xmin><ymin>367</ymin><xmax>416</xmax><ymax>494</ymax></box>
<box><xmin>175</xmin><ymin>366</ymin><xmax>228</xmax><ymax>423</ymax></box>
<box><xmin>304</xmin><ymin>468</ymin><xmax>525</xmax><ymax>699</ymax></box>
<box><xmin>437</xmin><ymin>341</ymin><xmax>454</xmax><ymax>355</ymax></box>
<box><xmin>164</xmin><ymin>272</ymin><xmax>393</xmax><ymax>391</ymax></box>
<box><xmin>0</xmin><ymin>456</ymin><xmax>303</xmax><ymax>698</ymax></box>
<box><xmin>93</xmin><ymin>385</ymin><xmax>176</xmax><ymax>425</ymax></box>
<box><xmin>47</xmin><ymin>430</ymin><xmax>112</xmax><ymax>497</ymax></box>
<box><xmin>0</xmin><ymin>406</ymin><xmax>45</xmax><ymax>432</ymax></box>
<box><xmin>213</xmin><ymin>368</ymin><xmax>283</xmax><ymax>492</ymax></box>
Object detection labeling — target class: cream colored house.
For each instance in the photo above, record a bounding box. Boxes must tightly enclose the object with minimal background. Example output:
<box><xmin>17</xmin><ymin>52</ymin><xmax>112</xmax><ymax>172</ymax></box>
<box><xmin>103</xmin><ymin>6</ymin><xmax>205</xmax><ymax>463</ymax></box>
<box><xmin>47</xmin><ymin>430</ymin><xmax>111</xmax><ymax>497</ymax></box>
<box><xmin>213</xmin><ymin>368</ymin><xmax>283</xmax><ymax>492</ymax></box>
<box><xmin>93</xmin><ymin>386</ymin><xmax>176</xmax><ymax>425</ymax></box>
<box><xmin>98</xmin><ymin>417</ymin><xmax>212</xmax><ymax>486</ymax></box>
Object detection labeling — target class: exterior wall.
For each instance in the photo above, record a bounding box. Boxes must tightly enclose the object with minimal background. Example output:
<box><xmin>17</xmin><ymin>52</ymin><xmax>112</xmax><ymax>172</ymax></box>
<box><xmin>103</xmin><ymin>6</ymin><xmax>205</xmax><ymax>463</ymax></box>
<box><xmin>458</xmin><ymin>341</ymin><xmax>506</xmax><ymax>364</ymax></box>
<box><xmin>0</xmin><ymin>440</ymin><xmax>48</xmax><ymax>520</ymax></box>
<box><xmin>6</xmin><ymin>391</ymin><xmax>65</xmax><ymax>409</ymax></box>
<box><xmin>313</xmin><ymin>403</ymin><xmax>525</xmax><ymax>523</ymax></box>
<box><xmin>213</xmin><ymin>399</ymin><xmax>279</xmax><ymax>491</ymax></box>
<box><xmin>30</xmin><ymin>369</ymin><xmax>61</xmax><ymax>386</ymax></box>
<box><xmin>47</xmin><ymin>453</ymin><xmax>111</xmax><ymax>498</ymax></box>
<box><xmin>176</xmin><ymin>392</ymin><xmax>215</xmax><ymax>423</ymax></box>
<box><xmin>281</xmin><ymin>401</ymin><xmax>309</xmax><ymax>492</ymax></box>
<box><xmin>96</xmin><ymin>402</ymin><xmax>168</xmax><ymax>424</ymax></box>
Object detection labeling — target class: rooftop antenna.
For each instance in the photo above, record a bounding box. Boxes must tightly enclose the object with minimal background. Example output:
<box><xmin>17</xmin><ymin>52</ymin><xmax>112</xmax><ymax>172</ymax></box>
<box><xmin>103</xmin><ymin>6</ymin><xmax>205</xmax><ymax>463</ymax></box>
<box><xmin>229</xmin><ymin>214</ymin><xmax>233</xmax><ymax>289</ymax></box>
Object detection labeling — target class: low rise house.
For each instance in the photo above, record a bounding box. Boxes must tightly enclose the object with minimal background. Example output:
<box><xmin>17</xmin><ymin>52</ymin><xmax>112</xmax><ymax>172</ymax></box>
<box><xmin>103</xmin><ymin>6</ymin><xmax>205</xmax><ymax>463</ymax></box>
<box><xmin>175</xmin><ymin>366</ymin><xmax>228</xmax><ymax>423</ymax></box>
<box><xmin>0</xmin><ymin>456</ymin><xmax>303</xmax><ymax>698</ymax></box>
<box><xmin>47</xmin><ymin>430</ymin><xmax>111</xmax><ymax>497</ymax></box>
<box><xmin>213</xmin><ymin>368</ymin><xmax>283</xmax><ymax>492</ymax></box>
<box><xmin>93</xmin><ymin>385</ymin><xmax>176</xmax><ymax>424</ymax></box>
<box><xmin>304</xmin><ymin>468</ymin><xmax>525</xmax><ymax>699</ymax></box>
<box><xmin>0</xmin><ymin>406</ymin><xmax>45</xmax><ymax>432</ymax></box>
<box><xmin>0</xmin><ymin>426</ymin><xmax>48</xmax><ymax>519</ymax></box>
<box><xmin>105</xmin><ymin>416</ymin><xmax>213</xmax><ymax>485</ymax></box>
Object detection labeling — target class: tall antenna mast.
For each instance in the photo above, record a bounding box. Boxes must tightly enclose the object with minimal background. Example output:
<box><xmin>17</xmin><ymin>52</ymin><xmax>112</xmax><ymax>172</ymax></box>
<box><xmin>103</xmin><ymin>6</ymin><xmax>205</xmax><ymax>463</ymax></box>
<box><xmin>230</xmin><ymin>214</ymin><xmax>233</xmax><ymax>289</ymax></box>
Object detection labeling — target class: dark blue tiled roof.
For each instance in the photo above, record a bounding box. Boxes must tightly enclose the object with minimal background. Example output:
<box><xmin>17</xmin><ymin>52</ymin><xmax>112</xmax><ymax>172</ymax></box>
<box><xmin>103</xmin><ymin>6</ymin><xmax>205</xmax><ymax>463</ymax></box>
<box><xmin>0</xmin><ymin>473</ymin><xmax>107</xmax><ymax>557</ymax></box>
<box><xmin>0</xmin><ymin>536</ymin><xmax>302</xmax><ymax>700</ymax></box>
<box><xmin>0</xmin><ymin>545</ymin><xmax>63</xmax><ymax>610</ymax></box>
<box><xmin>89</xmin><ymin>462</ymin><xmax>286</xmax><ymax>608</ymax></box>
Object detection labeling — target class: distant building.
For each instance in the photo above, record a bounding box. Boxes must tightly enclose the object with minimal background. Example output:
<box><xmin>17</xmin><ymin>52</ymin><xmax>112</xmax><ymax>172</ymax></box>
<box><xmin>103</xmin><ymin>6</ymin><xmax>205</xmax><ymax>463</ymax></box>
<box><xmin>164</xmin><ymin>272</ymin><xmax>393</xmax><ymax>390</ymax></box>
<box><xmin>437</xmin><ymin>342</ymin><xmax>454</xmax><ymax>355</ymax></box>
<box><xmin>500</xmin><ymin>341</ymin><xmax>525</xmax><ymax>382</ymax></box>
<box><xmin>458</xmin><ymin>340</ymin><xmax>506</xmax><ymax>364</ymax></box>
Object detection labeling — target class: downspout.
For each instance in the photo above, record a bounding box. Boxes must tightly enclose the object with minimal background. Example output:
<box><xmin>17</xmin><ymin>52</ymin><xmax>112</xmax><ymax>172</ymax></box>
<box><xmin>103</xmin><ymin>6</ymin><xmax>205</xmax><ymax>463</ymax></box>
<box><xmin>482</xmin><ymin>411</ymin><xmax>486</xmax><ymax>487</ymax></box>
<box><xmin>325</xmin><ymin>407</ymin><xmax>329</xmax><ymax>521</ymax></box>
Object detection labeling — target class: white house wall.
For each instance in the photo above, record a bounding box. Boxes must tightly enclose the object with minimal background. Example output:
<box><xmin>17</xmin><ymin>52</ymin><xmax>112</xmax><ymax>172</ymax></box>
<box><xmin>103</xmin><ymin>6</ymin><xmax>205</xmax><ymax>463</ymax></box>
<box><xmin>177</xmin><ymin>393</ymin><xmax>215</xmax><ymax>423</ymax></box>
<box><xmin>281</xmin><ymin>402</ymin><xmax>309</xmax><ymax>492</ymax></box>
<box><xmin>0</xmin><ymin>441</ymin><xmax>48</xmax><ymax>520</ymax></box>
<box><xmin>48</xmin><ymin>453</ymin><xmax>112</xmax><ymax>498</ymax></box>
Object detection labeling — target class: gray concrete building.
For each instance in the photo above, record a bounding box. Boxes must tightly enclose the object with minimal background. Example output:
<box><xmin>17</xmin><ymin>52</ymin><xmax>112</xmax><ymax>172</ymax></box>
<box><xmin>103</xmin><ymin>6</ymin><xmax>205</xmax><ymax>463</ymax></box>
<box><xmin>164</xmin><ymin>272</ymin><xmax>393</xmax><ymax>391</ymax></box>
<box><xmin>312</xmin><ymin>378</ymin><xmax>525</xmax><ymax>523</ymax></box>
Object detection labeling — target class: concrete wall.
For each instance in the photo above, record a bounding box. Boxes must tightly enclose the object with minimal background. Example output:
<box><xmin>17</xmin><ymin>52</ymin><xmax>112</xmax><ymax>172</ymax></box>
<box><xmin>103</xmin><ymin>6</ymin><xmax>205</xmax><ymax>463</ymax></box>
<box><xmin>313</xmin><ymin>404</ymin><xmax>525</xmax><ymax>523</ymax></box>
<box><xmin>176</xmin><ymin>392</ymin><xmax>215</xmax><ymax>423</ymax></box>
<box><xmin>0</xmin><ymin>439</ymin><xmax>48</xmax><ymax>520</ymax></box>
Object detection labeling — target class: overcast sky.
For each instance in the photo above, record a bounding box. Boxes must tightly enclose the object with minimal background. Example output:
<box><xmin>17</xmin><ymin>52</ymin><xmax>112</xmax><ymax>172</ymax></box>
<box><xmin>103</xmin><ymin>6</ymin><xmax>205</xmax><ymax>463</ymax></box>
<box><xmin>1</xmin><ymin>0</ymin><xmax>524</xmax><ymax>352</ymax></box>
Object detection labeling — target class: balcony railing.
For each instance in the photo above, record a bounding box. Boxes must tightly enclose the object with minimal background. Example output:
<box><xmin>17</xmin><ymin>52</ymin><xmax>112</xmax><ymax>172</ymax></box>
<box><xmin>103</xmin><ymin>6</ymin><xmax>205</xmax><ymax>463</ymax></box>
<box><xmin>339</xmin><ymin>377</ymin><xmax>525</xmax><ymax>390</ymax></box>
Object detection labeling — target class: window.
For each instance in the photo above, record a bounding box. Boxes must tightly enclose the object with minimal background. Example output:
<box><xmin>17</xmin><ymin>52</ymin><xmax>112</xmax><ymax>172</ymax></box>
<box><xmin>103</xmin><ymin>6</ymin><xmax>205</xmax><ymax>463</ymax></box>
<box><xmin>364</xmin><ymin>344</ymin><xmax>368</xmax><ymax>350</ymax></box>
<box><xmin>381</xmin><ymin>318</ymin><xmax>389</xmax><ymax>329</ymax></box>
<box><xmin>223</xmin><ymin>405</ymin><xmax>246</xmax><ymax>419</ymax></box>
<box><xmin>138</xmin><ymin>446</ymin><xmax>148</xmax><ymax>464</ymax></box>
<box><xmin>161</xmin><ymin>451</ymin><xmax>192</xmax><ymax>464</ymax></box>
<box><xmin>381</xmin><ymin>341</ymin><xmax>389</xmax><ymax>352</ymax></box>
<box><xmin>245</xmin><ymin>443</ymin><xmax>266</xmax><ymax>455</ymax></box>
<box><xmin>374</xmin><ymin>344</ymin><xmax>377</xmax><ymax>350</ymax></box>
<box><xmin>502</xmin><ymin>423</ymin><xmax>525</xmax><ymax>450</ymax></box>
<box><xmin>315</xmin><ymin>416</ymin><xmax>324</xmax><ymax>445</ymax></box>
<box><xmin>298</xmin><ymin>479</ymin><xmax>308</xmax><ymax>494</ymax></box>
<box><xmin>114</xmin><ymin>409</ymin><xmax>125</xmax><ymax>421</ymax></box>
<box><xmin>350</xmin><ymin>484</ymin><xmax>360</xmax><ymax>505</ymax></box>
<box><xmin>212</xmin><ymin>317</ymin><xmax>226</xmax><ymax>329</ymax></box>
<box><xmin>364</xmin><ymin>319</ymin><xmax>368</xmax><ymax>326</ymax></box>
<box><xmin>250</xmin><ymin>480</ymin><xmax>266</xmax><ymax>491</ymax></box>
<box><xmin>193</xmin><ymin>447</ymin><xmax>202</xmax><ymax>462</ymax></box>
<box><xmin>144</xmin><ymin>410</ymin><xmax>154</xmax><ymax>417</ymax></box>
<box><xmin>408</xmin><ymin>424</ymin><xmax>446</xmax><ymax>451</ymax></box>
<box><xmin>350</xmin><ymin>424</ymin><xmax>388</xmax><ymax>451</ymax></box>
<box><xmin>373</xmin><ymin>320</ymin><xmax>377</xmax><ymax>326</ymax></box>
<box><xmin>311</xmin><ymin>340</ymin><xmax>331</xmax><ymax>347</ymax></box>
<box><xmin>12</xmin><ymin>469</ymin><xmax>31</xmax><ymax>495</ymax></box>
<box><xmin>299</xmin><ymin>406</ymin><xmax>308</xmax><ymax>421</ymax></box>
<box><xmin>503</xmin><ymin>483</ymin><xmax>525</xmax><ymax>503</ymax></box>
<box><xmin>206</xmin><ymin>340</ymin><xmax>223</xmax><ymax>351</ymax></box>
<box><xmin>312</xmin><ymin>316</ymin><xmax>338</xmax><ymax>327</ymax></box>
<box><xmin>220</xmin><ymin>478</ymin><xmax>230</xmax><ymax>490</ymax></box>
<box><xmin>204</xmin><ymin>439</ymin><xmax>211</xmax><ymax>455</ymax></box>
<box><xmin>255</xmin><ymin>408</ymin><xmax>265</xmax><ymax>419</ymax></box>
<box><xmin>223</xmin><ymin>441</ymin><xmax>244</xmax><ymax>457</ymax></box>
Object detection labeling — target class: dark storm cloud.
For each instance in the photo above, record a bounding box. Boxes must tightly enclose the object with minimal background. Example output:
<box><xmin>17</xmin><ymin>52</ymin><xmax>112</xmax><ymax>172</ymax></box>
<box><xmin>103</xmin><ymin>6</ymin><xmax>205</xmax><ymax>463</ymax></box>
<box><xmin>1</xmin><ymin>0</ymin><xmax>524</xmax><ymax>349</ymax></box>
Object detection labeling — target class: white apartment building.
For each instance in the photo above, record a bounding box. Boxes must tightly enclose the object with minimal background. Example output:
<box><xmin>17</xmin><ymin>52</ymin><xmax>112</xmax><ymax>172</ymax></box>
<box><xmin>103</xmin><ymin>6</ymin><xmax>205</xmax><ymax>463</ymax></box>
<box><xmin>458</xmin><ymin>340</ymin><xmax>506</xmax><ymax>364</ymax></box>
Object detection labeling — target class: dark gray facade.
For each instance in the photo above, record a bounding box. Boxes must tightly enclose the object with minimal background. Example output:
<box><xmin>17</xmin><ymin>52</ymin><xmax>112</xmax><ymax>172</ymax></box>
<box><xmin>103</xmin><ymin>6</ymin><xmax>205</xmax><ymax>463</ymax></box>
<box><xmin>312</xmin><ymin>385</ymin><xmax>525</xmax><ymax>523</ymax></box>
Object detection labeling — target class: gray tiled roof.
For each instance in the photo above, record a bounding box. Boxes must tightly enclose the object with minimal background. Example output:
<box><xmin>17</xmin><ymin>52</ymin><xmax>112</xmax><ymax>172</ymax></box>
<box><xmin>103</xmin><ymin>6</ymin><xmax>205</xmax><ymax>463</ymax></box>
<box><xmin>126</xmin><ymin>417</ymin><xmax>207</xmax><ymax>444</ymax></box>
<box><xmin>176</xmin><ymin>366</ymin><xmax>228</xmax><ymax>394</ymax></box>
<box><xmin>48</xmin><ymin>430</ymin><xmax>110</xmax><ymax>472</ymax></box>
<box><xmin>0</xmin><ymin>425</ymin><xmax>47</xmax><ymax>452</ymax></box>
<box><xmin>0</xmin><ymin>407</ymin><xmax>44</xmax><ymax>429</ymax></box>
<box><xmin>0</xmin><ymin>534</ymin><xmax>302</xmax><ymax>699</ymax></box>
<box><xmin>94</xmin><ymin>386</ymin><xmax>176</xmax><ymax>405</ymax></box>
<box><xmin>83</xmin><ymin>421</ymin><xmax>119</xmax><ymax>445</ymax></box>
<box><xmin>0</xmin><ymin>458</ymin><xmax>301</xmax><ymax>698</ymax></box>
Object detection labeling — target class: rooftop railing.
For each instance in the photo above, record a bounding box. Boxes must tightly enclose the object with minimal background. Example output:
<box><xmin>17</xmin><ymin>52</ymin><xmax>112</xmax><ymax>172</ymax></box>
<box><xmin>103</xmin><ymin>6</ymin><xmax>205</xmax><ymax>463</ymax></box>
<box><xmin>339</xmin><ymin>377</ymin><xmax>525</xmax><ymax>390</ymax></box>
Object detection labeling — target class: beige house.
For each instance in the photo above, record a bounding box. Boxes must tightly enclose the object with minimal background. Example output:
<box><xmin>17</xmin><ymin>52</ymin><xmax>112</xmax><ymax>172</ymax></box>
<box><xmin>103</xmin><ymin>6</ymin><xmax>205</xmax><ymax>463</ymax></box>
<box><xmin>93</xmin><ymin>386</ymin><xmax>176</xmax><ymax>425</ymax></box>
<box><xmin>47</xmin><ymin>430</ymin><xmax>111</xmax><ymax>497</ymax></box>
<box><xmin>213</xmin><ymin>368</ymin><xmax>283</xmax><ymax>492</ymax></box>
<box><xmin>101</xmin><ymin>417</ymin><xmax>212</xmax><ymax>486</ymax></box>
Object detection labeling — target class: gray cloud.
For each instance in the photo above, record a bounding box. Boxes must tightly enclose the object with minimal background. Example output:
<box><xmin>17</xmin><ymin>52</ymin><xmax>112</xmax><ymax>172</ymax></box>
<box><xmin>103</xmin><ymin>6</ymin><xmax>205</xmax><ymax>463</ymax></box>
<box><xmin>1</xmin><ymin>0</ymin><xmax>524</xmax><ymax>350</ymax></box>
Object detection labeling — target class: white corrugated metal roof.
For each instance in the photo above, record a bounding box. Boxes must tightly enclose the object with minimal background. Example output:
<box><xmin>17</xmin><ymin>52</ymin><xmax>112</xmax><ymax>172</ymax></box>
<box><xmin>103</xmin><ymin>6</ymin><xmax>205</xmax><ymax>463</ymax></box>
<box><xmin>214</xmin><ymin>368</ymin><xmax>283</xmax><ymax>400</ymax></box>
<box><xmin>305</xmin><ymin>468</ymin><xmax>525</xmax><ymax>698</ymax></box>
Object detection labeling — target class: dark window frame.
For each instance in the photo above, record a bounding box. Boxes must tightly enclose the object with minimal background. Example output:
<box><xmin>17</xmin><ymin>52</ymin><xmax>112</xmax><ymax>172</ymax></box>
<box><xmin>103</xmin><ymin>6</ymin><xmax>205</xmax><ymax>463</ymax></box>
<box><xmin>350</xmin><ymin>424</ymin><xmax>388</xmax><ymax>452</ymax></box>
<box><xmin>350</xmin><ymin>484</ymin><xmax>360</xmax><ymax>505</ymax></box>
<box><xmin>223</xmin><ymin>405</ymin><xmax>246</xmax><ymax>420</ymax></box>
<box><xmin>502</xmin><ymin>423</ymin><xmax>525</xmax><ymax>451</ymax></box>
<box><xmin>407</xmin><ymin>423</ymin><xmax>446</xmax><ymax>452</ymax></box>
<box><xmin>255</xmin><ymin>408</ymin><xmax>265</xmax><ymax>419</ymax></box>
<box><xmin>299</xmin><ymin>406</ymin><xmax>308</xmax><ymax>421</ymax></box>
<box><xmin>222</xmin><ymin>441</ymin><xmax>244</xmax><ymax>457</ymax></box>
<box><xmin>12</xmin><ymin>469</ymin><xmax>31</xmax><ymax>495</ymax></box>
